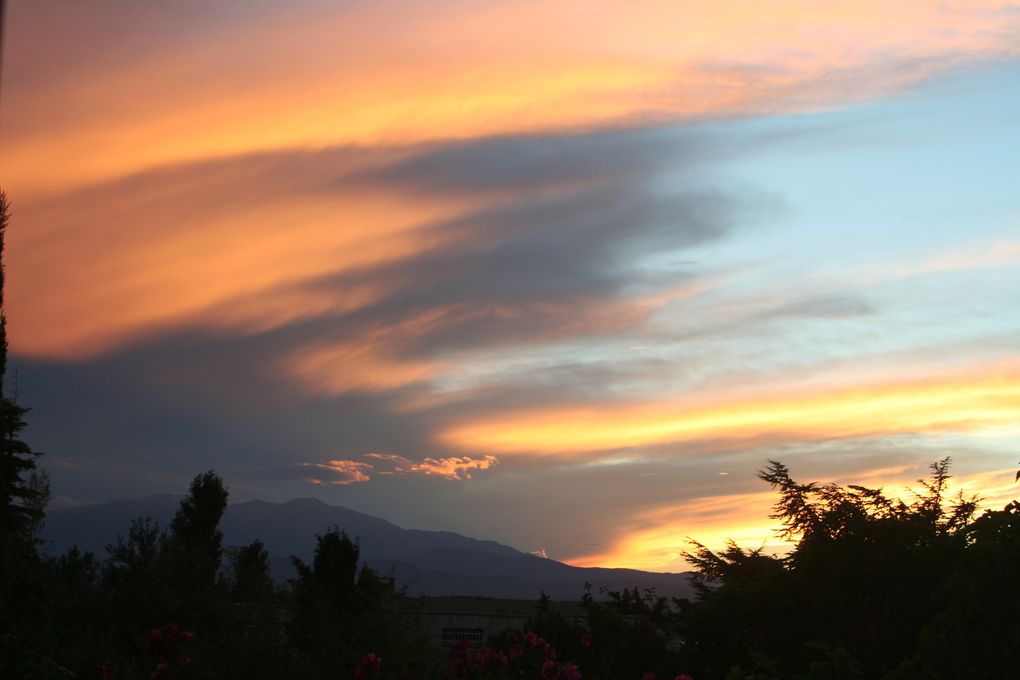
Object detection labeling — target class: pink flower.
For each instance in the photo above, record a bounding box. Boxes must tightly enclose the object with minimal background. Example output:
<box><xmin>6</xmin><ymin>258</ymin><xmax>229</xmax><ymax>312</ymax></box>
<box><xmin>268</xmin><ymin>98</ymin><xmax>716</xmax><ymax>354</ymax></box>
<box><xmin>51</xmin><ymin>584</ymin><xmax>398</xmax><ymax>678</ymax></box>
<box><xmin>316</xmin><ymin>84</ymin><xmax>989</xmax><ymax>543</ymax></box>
<box><xmin>540</xmin><ymin>659</ymin><xmax>562</xmax><ymax>680</ymax></box>
<box><xmin>563</xmin><ymin>663</ymin><xmax>582</xmax><ymax>680</ymax></box>
<box><xmin>543</xmin><ymin>642</ymin><xmax>557</xmax><ymax>660</ymax></box>
<box><xmin>149</xmin><ymin>661</ymin><xmax>169</xmax><ymax>680</ymax></box>
<box><xmin>525</xmin><ymin>631</ymin><xmax>544</xmax><ymax>648</ymax></box>
<box><xmin>355</xmin><ymin>652</ymin><xmax>383</xmax><ymax>679</ymax></box>
<box><xmin>674</xmin><ymin>675</ymin><xmax>694</xmax><ymax>680</ymax></box>
<box><xmin>642</xmin><ymin>673</ymin><xmax>657</xmax><ymax>680</ymax></box>
<box><xmin>580</xmin><ymin>633</ymin><xmax>592</xmax><ymax>648</ymax></box>
<box><xmin>182</xmin><ymin>630</ymin><xmax>196</xmax><ymax>642</ymax></box>
<box><xmin>472</xmin><ymin>647</ymin><xmax>507</xmax><ymax>669</ymax></box>
<box><xmin>145</xmin><ymin>629</ymin><xmax>172</xmax><ymax>661</ymax></box>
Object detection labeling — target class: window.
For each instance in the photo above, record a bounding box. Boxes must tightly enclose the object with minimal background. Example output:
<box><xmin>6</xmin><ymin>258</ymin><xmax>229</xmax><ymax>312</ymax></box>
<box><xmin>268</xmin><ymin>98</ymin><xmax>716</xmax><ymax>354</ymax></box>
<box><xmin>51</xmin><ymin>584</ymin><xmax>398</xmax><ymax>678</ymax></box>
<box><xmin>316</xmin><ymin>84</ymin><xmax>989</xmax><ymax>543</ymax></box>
<box><xmin>441</xmin><ymin>627</ymin><xmax>485</xmax><ymax>646</ymax></box>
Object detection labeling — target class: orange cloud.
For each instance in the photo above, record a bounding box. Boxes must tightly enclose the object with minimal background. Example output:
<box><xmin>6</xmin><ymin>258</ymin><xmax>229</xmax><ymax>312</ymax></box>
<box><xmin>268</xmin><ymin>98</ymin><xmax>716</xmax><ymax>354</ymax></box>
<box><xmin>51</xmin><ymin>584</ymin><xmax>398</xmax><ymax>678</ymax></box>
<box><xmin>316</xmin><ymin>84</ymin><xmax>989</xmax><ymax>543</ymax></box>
<box><xmin>6</xmin><ymin>0</ymin><xmax>1018</xmax><ymax>359</ymax></box>
<box><xmin>440</xmin><ymin>359</ymin><xmax>1020</xmax><ymax>456</ymax></box>
<box><xmin>283</xmin><ymin>328</ymin><xmax>446</xmax><ymax>396</ymax></box>
<box><xmin>7</xmin><ymin>165</ymin><xmax>474</xmax><ymax>359</ymax></box>
<box><xmin>5</xmin><ymin>0</ymin><xmax>1017</xmax><ymax>193</ymax></box>
<box><xmin>366</xmin><ymin>452</ymin><xmax>498</xmax><ymax>480</ymax></box>
<box><xmin>303</xmin><ymin>459</ymin><xmax>373</xmax><ymax>486</ymax></box>
<box><xmin>302</xmin><ymin>453</ymin><xmax>498</xmax><ymax>484</ymax></box>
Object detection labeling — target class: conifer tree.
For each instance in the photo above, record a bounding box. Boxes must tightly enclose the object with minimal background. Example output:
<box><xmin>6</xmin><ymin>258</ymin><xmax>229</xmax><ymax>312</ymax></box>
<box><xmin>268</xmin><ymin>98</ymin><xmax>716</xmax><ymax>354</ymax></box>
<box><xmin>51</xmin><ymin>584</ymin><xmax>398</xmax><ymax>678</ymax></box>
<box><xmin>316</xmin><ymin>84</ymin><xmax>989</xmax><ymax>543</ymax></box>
<box><xmin>168</xmin><ymin>469</ymin><xmax>229</xmax><ymax>585</ymax></box>
<box><xmin>0</xmin><ymin>190</ymin><xmax>44</xmax><ymax>635</ymax></box>
<box><xmin>228</xmin><ymin>539</ymin><xmax>276</xmax><ymax>602</ymax></box>
<box><xmin>164</xmin><ymin>470</ymin><xmax>229</xmax><ymax>624</ymax></box>
<box><xmin>0</xmin><ymin>190</ymin><xmax>41</xmax><ymax>537</ymax></box>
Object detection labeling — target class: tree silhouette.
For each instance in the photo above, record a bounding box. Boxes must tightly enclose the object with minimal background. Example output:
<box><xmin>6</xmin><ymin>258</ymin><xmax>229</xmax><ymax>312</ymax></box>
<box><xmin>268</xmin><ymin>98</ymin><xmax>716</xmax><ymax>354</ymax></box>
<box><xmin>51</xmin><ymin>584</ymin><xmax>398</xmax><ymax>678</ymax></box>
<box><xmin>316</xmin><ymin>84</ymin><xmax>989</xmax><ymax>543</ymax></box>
<box><xmin>168</xmin><ymin>470</ymin><xmax>229</xmax><ymax>586</ymax></box>
<box><xmin>163</xmin><ymin>470</ymin><xmax>229</xmax><ymax>627</ymax></box>
<box><xmin>227</xmin><ymin>538</ymin><xmax>276</xmax><ymax>603</ymax></box>
<box><xmin>0</xmin><ymin>190</ymin><xmax>45</xmax><ymax>640</ymax></box>
<box><xmin>682</xmin><ymin>458</ymin><xmax>984</xmax><ymax>678</ymax></box>
<box><xmin>0</xmin><ymin>191</ymin><xmax>42</xmax><ymax>538</ymax></box>
<box><xmin>288</xmin><ymin>528</ymin><xmax>431</xmax><ymax>678</ymax></box>
<box><xmin>103</xmin><ymin>514</ymin><xmax>168</xmax><ymax>649</ymax></box>
<box><xmin>911</xmin><ymin>500</ymin><xmax>1020</xmax><ymax>679</ymax></box>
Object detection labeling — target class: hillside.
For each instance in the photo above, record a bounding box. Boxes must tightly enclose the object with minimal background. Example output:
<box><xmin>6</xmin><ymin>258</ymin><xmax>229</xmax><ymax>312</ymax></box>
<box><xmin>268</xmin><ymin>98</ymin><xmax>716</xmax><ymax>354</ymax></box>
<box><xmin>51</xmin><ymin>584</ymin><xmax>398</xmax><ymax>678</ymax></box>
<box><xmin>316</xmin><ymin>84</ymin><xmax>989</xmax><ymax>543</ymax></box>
<box><xmin>41</xmin><ymin>495</ymin><xmax>695</xmax><ymax>600</ymax></box>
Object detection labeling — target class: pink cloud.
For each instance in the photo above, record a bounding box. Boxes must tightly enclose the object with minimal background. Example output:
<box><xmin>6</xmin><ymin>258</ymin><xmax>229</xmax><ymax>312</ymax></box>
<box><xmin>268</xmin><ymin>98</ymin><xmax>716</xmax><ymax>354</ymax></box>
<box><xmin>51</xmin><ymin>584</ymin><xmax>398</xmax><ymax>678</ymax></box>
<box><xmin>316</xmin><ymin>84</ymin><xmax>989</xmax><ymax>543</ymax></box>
<box><xmin>301</xmin><ymin>453</ymin><xmax>499</xmax><ymax>485</ymax></box>
<box><xmin>366</xmin><ymin>452</ymin><xmax>499</xmax><ymax>480</ymax></box>
<box><xmin>302</xmin><ymin>459</ymin><xmax>374</xmax><ymax>485</ymax></box>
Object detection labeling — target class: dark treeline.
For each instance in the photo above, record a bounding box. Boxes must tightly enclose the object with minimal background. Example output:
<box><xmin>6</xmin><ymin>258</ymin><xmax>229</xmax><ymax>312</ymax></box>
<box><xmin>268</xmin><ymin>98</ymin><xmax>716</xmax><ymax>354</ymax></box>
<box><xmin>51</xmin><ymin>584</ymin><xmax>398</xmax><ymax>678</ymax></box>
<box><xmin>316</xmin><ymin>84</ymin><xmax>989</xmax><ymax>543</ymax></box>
<box><xmin>2</xmin><ymin>192</ymin><xmax>1019</xmax><ymax>679</ymax></box>
<box><xmin>4</xmin><ymin>460</ymin><xmax>1019</xmax><ymax>679</ymax></box>
<box><xmin>3</xmin><ymin>469</ymin><xmax>443</xmax><ymax>679</ymax></box>
<box><xmin>678</xmin><ymin>459</ymin><xmax>1020</xmax><ymax>679</ymax></box>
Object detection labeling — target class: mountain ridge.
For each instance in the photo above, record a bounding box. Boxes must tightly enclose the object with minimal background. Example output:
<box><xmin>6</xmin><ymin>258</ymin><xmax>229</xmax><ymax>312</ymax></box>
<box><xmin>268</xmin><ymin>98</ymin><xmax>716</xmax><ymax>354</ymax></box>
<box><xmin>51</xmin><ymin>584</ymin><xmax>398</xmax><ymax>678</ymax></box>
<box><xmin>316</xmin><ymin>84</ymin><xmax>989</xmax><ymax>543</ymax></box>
<box><xmin>41</xmin><ymin>494</ymin><xmax>694</xmax><ymax>601</ymax></box>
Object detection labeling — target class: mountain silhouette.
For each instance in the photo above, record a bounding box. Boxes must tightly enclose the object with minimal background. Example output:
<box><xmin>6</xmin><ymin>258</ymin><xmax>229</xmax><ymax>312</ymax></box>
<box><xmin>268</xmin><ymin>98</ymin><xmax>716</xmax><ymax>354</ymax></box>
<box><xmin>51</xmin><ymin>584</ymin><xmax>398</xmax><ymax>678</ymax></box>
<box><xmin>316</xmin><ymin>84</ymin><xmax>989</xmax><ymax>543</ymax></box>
<box><xmin>41</xmin><ymin>495</ymin><xmax>694</xmax><ymax>600</ymax></box>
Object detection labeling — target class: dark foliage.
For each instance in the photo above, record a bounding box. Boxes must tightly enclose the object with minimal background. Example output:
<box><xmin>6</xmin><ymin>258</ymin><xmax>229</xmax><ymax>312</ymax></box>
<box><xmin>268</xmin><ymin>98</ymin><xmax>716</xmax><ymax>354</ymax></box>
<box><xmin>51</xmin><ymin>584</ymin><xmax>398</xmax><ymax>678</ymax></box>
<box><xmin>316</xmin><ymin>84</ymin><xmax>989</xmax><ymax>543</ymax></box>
<box><xmin>1</xmin><ymin>456</ymin><xmax>1018</xmax><ymax>680</ymax></box>
<box><xmin>226</xmin><ymin>539</ymin><xmax>276</xmax><ymax>603</ymax></box>
<box><xmin>0</xmin><ymin>192</ymin><xmax>46</xmax><ymax>638</ymax></box>
<box><xmin>678</xmin><ymin>457</ymin><xmax>1013</xmax><ymax>680</ymax></box>
<box><xmin>0</xmin><ymin>191</ymin><xmax>48</xmax><ymax>663</ymax></box>
<box><xmin>910</xmin><ymin>500</ymin><xmax>1020</xmax><ymax>679</ymax></box>
<box><xmin>288</xmin><ymin>529</ymin><xmax>437</xmax><ymax>678</ymax></box>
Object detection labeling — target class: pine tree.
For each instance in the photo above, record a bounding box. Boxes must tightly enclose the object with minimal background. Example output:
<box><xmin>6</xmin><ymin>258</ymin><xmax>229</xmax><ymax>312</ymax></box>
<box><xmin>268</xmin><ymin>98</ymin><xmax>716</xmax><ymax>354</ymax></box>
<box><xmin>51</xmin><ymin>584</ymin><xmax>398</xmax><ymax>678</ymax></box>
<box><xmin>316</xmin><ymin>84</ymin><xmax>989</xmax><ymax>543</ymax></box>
<box><xmin>0</xmin><ymin>190</ymin><xmax>41</xmax><ymax>537</ymax></box>
<box><xmin>0</xmin><ymin>190</ymin><xmax>44</xmax><ymax>636</ymax></box>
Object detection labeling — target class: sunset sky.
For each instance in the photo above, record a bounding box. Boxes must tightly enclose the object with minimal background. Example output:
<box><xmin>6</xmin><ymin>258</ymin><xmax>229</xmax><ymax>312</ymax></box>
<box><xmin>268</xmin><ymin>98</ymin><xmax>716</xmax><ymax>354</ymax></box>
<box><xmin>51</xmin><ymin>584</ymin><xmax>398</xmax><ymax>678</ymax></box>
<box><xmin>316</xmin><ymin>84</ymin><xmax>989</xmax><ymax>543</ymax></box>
<box><xmin>3</xmin><ymin>0</ymin><xmax>1019</xmax><ymax>572</ymax></box>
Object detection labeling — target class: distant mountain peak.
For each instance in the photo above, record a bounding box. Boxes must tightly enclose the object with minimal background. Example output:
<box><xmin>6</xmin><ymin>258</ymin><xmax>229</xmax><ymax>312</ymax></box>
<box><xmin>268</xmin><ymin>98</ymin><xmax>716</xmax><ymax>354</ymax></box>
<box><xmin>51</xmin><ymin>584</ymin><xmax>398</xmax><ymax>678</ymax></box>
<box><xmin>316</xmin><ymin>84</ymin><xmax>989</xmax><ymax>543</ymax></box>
<box><xmin>42</xmin><ymin>494</ymin><xmax>694</xmax><ymax>600</ymax></box>
<box><xmin>283</xmin><ymin>496</ymin><xmax>328</xmax><ymax>505</ymax></box>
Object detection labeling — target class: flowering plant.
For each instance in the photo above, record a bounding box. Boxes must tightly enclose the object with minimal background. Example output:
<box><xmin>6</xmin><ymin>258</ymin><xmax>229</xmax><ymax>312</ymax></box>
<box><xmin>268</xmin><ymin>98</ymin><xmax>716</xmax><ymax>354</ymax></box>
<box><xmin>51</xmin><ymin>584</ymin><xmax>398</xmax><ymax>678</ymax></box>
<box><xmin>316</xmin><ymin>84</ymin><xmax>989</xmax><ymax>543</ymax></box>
<box><xmin>145</xmin><ymin>623</ymin><xmax>195</xmax><ymax>679</ymax></box>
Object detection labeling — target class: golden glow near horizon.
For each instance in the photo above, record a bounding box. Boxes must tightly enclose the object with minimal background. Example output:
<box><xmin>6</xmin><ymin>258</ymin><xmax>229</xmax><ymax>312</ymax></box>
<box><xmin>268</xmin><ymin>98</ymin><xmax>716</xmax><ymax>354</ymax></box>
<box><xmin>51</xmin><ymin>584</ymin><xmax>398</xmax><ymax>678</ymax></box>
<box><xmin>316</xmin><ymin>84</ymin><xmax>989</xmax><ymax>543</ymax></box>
<box><xmin>567</xmin><ymin>491</ymin><xmax>783</xmax><ymax>572</ymax></box>
<box><xmin>4</xmin><ymin>0</ymin><xmax>1019</xmax><ymax>572</ymax></box>
<box><xmin>566</xmin><ymin>464</ymin><xmax>1020</xmax><ymax>572</ymax></box>
<box><xmin>440</xmin><ymin>362</ymin><xmax>1020</xmax><ymax>455</ymax></box>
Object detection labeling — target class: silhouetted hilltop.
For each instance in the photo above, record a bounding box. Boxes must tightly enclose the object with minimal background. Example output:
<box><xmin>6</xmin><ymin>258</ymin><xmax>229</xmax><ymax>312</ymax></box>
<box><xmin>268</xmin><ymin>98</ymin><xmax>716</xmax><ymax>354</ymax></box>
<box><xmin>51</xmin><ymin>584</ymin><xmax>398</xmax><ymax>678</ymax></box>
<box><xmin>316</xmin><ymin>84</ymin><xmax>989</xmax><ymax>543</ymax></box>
<box><xmin>42</xmin><ymin>495</ymin><xmax>694</xmax><ymax>600</ymax></box>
